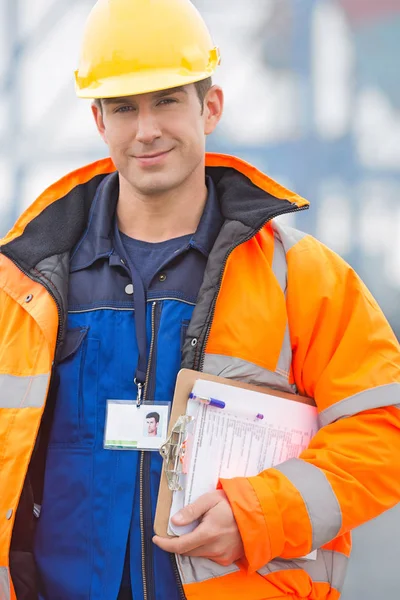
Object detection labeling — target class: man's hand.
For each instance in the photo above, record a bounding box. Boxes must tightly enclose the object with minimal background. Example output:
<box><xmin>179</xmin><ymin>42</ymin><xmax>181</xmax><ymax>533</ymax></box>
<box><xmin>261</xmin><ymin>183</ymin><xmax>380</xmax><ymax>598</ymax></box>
<box><xmin>153</xmin><ymin>490</ymin><xmax>244</xmax><ymax>566</ymax></box>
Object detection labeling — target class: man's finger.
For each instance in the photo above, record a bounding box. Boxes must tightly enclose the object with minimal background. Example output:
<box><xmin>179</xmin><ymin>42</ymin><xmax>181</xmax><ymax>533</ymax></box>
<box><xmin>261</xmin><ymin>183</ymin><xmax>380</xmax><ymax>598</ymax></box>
<box><xmin>181</xmin><ymin>544</ymin><xmax>221</xmax><ymax>558</ymax></box>
<box><xmin>184</xmin><ymin>549</ymin><xmax>234</xmax><ymax>567</ymax></box>
<box><xmin>171</xmin><ymin>492</ymin><xmax>221</xmax><ymax>526</ymax></box>
<box><xmin>153</xmin><ymin>522</ymin><xmax>215</xmax><ymax>554</ymax></box>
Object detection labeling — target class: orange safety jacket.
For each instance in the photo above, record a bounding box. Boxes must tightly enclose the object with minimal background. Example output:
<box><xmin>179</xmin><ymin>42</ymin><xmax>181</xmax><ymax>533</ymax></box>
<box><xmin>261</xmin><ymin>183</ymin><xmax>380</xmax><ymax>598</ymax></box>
<box><xmin>0</xmin><ymin>154</ymin><xmax>399</xmax><ymax>600</ymax></box>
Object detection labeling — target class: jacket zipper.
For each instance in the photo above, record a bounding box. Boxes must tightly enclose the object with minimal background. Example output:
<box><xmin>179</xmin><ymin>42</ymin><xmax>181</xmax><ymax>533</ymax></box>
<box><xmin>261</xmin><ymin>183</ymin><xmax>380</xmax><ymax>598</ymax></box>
<box><xmin>140</xmin><ymin>301</ymin><xmax>157</xmax><ymax>600</ymax></box>
<box><xmin>145</xmin><ymin>303</ymin><xmax>162</xmax><ymax>403</ymax></box>
<box><xmin>170</xmin><ymin>554</ymin><xmax>186</xmax><ymax>600</ymax></box>
<box><xmin>138</xmin><ymin>301</ymin><xmax>186</xmax><ymax>600</ymax></box>
<box><xmin>195</xmin><ymin>205</ymin><xmax>307</xmax><ymax>372</ymax></box>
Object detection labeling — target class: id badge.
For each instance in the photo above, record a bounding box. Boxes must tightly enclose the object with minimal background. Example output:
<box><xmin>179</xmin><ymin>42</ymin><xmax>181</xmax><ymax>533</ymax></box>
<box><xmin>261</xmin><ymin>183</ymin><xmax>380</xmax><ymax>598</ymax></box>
<box><xmin>104</xmin><ymin>400</ymin><xmax>170</xmax><ymax>451</ymax></box>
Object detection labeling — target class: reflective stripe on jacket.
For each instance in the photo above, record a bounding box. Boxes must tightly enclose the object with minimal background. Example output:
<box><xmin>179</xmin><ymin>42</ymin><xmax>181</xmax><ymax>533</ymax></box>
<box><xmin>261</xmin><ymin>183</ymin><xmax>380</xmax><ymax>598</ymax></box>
<box><xmin>1</xmin><ymin>154</ymin><xmax>399</xmax><ymax>600</ymax></box>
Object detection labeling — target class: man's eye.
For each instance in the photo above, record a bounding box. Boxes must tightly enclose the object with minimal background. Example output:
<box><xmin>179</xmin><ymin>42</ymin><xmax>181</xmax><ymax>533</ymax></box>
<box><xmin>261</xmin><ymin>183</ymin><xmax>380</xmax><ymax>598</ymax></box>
<box><xmin>158</xmin><ymin>98</ymin><xmax>177</xmax><ymax>106</ymax></box>
<box><xmin>115</xmin><ymin>106</ymin><xmax>134</xmax><ymax>113</ymax></box>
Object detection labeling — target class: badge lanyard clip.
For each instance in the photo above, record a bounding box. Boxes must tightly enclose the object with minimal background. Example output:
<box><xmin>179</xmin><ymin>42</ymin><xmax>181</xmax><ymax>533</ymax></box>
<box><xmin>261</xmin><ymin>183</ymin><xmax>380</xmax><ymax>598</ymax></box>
<box><xmin>135</xmin><ymin>379</ymin><xmax>144</xmax><ymax>407</ymax></box>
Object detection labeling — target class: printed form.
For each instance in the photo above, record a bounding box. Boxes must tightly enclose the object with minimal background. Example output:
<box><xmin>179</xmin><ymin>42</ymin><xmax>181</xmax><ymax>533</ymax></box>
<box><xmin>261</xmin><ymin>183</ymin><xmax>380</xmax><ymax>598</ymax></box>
<box><xmin>169</xmin><ymin>379</ymin><xmax>319</xmax><ymax>560</ymax></box>
<box><xmin>185</xmin><ymin>379</ymin><xmax>318</xmax><ymax>506</ymax></box>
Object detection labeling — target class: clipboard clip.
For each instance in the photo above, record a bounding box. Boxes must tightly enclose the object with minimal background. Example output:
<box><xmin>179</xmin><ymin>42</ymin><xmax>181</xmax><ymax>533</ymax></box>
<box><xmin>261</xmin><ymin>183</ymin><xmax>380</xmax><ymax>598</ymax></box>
<box><xmin>160</xmin><ymin>414</ymin><xmax>194</xmax><ymax>491</ymax></box>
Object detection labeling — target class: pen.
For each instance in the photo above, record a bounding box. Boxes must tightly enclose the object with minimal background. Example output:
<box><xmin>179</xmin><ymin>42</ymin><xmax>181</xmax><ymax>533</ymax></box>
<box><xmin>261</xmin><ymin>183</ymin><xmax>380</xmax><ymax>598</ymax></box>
<box><xmin>189</xmin><ymin>393</ymin><xmax>264</xmax><ymax>419</ymax></box>
<box><xmin>189</xmin><ymin>392</ymin><xmax>225</xmax><ymax>409</ymax></box>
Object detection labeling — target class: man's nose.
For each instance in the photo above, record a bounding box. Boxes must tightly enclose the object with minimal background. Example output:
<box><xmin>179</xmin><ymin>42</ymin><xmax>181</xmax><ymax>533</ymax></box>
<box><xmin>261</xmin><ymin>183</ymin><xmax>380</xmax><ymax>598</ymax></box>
<box><xmin>136</xmin><ymin>110</ymin><xmax>162</xmax><ymax>144</ymax></box>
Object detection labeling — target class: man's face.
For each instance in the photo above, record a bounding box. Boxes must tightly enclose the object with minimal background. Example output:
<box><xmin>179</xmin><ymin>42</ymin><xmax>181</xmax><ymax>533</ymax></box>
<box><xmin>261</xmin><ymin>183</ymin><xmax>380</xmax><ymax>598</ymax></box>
<box><xmin>146</xmin><ymin>417</ymin><xmax>158</xmax><ymax>436</ymax></box>
<box><xmin>92</xmin><ymin>84</ymin><xmax>223</xmax><ymax>197</ymax></box>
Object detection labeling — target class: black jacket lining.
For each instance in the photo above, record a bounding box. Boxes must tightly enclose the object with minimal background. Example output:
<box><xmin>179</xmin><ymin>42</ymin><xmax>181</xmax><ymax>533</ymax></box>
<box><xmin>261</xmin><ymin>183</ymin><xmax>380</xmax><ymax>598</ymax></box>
<box><xmin>209</xmin><ymin>167</ymin><xmax>295</xmax><ymax>230</ymax></box>
<box><xmin>1</xmin><ymin>174</ymin><xmax>107</xmax><ymax>270</ymax></box>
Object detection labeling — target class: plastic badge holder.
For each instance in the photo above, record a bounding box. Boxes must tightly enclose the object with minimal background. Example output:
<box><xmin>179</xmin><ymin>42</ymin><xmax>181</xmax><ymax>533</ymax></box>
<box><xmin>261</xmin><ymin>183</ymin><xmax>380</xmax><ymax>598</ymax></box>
<box><xmin>104</xmin><ymin>400</ymin><xmax>171</xmax><ymax>452</ymax></box>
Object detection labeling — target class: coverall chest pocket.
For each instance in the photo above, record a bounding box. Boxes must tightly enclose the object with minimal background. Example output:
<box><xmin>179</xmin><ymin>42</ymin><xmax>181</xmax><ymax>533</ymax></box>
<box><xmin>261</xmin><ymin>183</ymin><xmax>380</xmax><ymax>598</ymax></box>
<box><xmin>49</xmin><ymin>327</ymin><xmax>100</xmax><ymax>448</ymax></box>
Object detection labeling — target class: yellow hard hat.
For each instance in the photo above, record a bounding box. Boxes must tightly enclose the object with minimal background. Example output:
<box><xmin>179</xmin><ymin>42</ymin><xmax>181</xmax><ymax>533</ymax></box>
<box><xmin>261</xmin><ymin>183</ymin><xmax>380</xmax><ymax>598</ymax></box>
<box><xmin>75</xmin><ymin>0</ymin><xmax>221</xmax><ymax>99</ymax></box>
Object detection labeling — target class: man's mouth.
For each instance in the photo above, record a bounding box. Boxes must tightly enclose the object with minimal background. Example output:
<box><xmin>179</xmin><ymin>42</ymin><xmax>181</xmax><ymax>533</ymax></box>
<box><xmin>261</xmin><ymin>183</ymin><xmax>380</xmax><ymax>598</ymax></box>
<box><xmin>134</xmin><ymin>149</ymin><xmax>172</xmax><ymax>167</ymax></box>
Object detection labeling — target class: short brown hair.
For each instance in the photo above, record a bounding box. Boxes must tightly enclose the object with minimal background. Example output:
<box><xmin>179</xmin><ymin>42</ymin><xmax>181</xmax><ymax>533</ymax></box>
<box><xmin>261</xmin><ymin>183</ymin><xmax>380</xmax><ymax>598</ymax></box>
<box><xmin>194</xmin><ymin>76</ymin><xmax>212</xmax><ymax>111</ymax></box>
<box><xmin>94</xmin><ymin>77</ymin><xmax>212</xmax><ymax>113</ymax></box>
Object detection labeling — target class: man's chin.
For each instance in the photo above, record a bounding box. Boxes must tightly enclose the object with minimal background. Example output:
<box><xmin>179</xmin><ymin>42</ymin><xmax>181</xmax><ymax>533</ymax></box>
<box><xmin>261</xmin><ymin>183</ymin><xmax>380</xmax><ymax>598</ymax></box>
<box><xmin>129</xmin><ymin>175</ymin><xmax>180</xmax><ymax>197</ymax></box>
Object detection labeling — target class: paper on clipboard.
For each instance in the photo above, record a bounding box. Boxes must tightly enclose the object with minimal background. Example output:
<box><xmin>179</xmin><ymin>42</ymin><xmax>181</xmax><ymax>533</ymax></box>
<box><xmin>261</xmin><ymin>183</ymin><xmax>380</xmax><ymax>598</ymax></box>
<box><xmin>166</xmin><ymin>378</ymin><xmax>319</xmax><ymax>559</ymax></box>
<box><xmin>154</xmin><ymin>369</ymin><xmax>318</xmax><ymax>559</ymax></box>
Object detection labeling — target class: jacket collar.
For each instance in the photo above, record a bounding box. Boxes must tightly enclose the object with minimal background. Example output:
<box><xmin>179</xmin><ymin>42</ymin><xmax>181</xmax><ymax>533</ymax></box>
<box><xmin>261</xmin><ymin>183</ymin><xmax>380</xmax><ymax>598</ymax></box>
<box><xmin>0</xmin><ymin>153</ymin><xmax>309</xmax><ymax>272</ymax></box>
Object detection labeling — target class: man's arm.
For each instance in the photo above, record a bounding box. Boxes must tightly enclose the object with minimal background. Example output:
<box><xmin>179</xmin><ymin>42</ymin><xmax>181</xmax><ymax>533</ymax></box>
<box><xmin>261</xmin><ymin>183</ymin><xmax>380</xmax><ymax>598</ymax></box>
<box><xmin>219</xmin><ymin>237</ymin><xmax>400</xmax><ymax>570</ymax></box>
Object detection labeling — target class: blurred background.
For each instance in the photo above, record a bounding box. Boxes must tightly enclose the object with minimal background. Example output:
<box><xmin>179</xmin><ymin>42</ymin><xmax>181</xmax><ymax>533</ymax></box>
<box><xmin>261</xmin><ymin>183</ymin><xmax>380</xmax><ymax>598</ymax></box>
<box><xmin>0</xmin><ymin>0</ymin><xmax>399</xmax><ymax>597</ymax></box>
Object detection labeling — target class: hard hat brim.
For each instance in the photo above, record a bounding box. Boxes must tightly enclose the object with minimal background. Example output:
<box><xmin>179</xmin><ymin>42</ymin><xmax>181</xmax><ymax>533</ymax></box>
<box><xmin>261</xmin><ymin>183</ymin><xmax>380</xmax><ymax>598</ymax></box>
<box><xmin>75</xmin><ymin>67</ymin><xmax>217</xmax><ymax>100</ymax></box>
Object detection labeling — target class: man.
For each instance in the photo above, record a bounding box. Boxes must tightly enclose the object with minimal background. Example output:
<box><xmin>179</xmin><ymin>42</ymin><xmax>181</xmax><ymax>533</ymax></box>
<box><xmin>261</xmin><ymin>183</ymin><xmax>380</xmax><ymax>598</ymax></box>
<box><xmin>0</xmin><ymin>0</ymin><xmax>399</xmax><ymax>599</ymax></box>
<box><xmin>146</xmin><ymin>412</ymin><xmax>160</xmax><ymax>437</ymax></box>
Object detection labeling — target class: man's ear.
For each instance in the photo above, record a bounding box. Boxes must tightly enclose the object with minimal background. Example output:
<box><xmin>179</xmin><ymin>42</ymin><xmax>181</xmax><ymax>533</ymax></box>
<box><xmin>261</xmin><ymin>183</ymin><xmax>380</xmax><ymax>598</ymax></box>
<box><xmin>204</xmin><ymin>86</ymin><xmax>224</xmax><ymax>136</ymax></box>
<box><xmin>91</xmin><ymin>101</ymin><xmax>108</xmax><ymax>144</ymax></box>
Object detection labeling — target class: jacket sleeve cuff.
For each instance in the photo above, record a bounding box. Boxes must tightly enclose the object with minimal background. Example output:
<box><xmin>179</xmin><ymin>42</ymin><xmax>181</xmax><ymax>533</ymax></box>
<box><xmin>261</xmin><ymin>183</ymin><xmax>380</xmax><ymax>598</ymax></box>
<box><xmin>218</xmin><ymin>475</ymin><xmax>284</xmax><ymax>573</ymax></box>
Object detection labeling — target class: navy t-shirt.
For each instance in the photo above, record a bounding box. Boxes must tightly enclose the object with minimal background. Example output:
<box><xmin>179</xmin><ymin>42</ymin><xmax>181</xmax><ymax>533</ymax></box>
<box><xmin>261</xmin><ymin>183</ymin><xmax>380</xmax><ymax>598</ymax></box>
<box><xmin>119</xmin><ymin>232</ymin><xmax>193</xmax><ymax>290</ymax></box>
